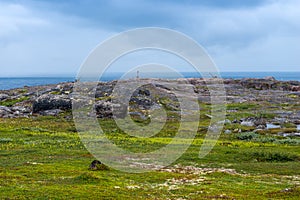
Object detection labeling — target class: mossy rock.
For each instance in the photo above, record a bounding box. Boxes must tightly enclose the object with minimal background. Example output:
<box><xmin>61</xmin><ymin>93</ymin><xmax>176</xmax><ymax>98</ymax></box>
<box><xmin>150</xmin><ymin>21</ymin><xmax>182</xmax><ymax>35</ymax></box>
<box><xmin>255</xmin><ymin>129</ymin><xmax>270</xmax><ymax>135</ymax></box>
<box><xmin>282</xmin><ymin>123</ymin><xmax>297</xmax><ymax>128</ymax></box>
<box><xmin>241</xmin><ymin>126</ymin><xmax>256</xmax><ymax>132</ymax></box>
<box><xmin>268</xmin><ymin>128</ymin><xmax>297</xmax><ymax>134</ymax></box>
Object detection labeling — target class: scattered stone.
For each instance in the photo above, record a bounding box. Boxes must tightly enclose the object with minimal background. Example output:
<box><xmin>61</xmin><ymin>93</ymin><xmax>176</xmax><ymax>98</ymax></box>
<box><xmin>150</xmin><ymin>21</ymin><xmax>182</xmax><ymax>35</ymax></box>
<box><xmin>126</xmin><ymin>185</ymin><xmax>141</xmax><ymax>189</ymax></box>
<box><xmin>159</xmin><ymin>165</ymin><xmax>239</xmax><ymax>176</ymax></box>
<box><xmin>0</xmin><ymin>93</ymin><xmax>9</xmax><ymax>101</ymax></box>
<box><xmin>253</xmin><ymin>118</ymin><xmax>266</xmax><ymax>127</ymax></box>
<box><xmin>241</xmin><ymin>121</ymin><xmax>255</xmax><ymax>127</ymax></box>
<box><xmin>217</xmin><ymin>119</ymin><xmax>231</xmax><ymax>125</ymax></box>
<box><xmin>282</xmin><ymin>188</ymin><xmax>291</xmax><ymax>192</ymax></box>
<box><xmin>39</xmin><ymin>109</ymin><xmax>62</xmax><ymax>116</ymax></box>
<box><xmin>280</xmin><ymin>133</ymin><xmax>300</xmax><ymax>137</ymax></box>
<box><xmin>0</xmin><ymin>105</ymin><xmax>11</xmax><ymax>112</ymax></box>
<box><xmin>266</xmin><ymin>123</ymin><xmax>281</xmax><ymax>129</ymax></box>
<box><xmin>205</xmin><ymin>114</ymin><xmax>212</xmax><ymax>119</ymax></box>
<box><xmin>233</xmin><ymin>128</ymin><xmax>241</xmax><ymax>133</ymax></box>
<box><xmin>232</xmin><ymin>119</ymin><xmax>241</xmax><ymax>124</ymax></box>
<box><xmin>11</xmin><ymin>106</ymin><xmax>31</xmax><ymax>113</ymax></box>
<box><xmin>0</xmin><ymin>106</ymin><xmax>12</xmax><ymax>117</ymax></box>
<box><xmin>24</xmin><ymin>161</ymin><xmax>43</xmax><ymax>165</ymax></box>
<box><xmin>256</xmin><ymin>125</ymin><xmax>266</xmax><ymax>129</ymax></box>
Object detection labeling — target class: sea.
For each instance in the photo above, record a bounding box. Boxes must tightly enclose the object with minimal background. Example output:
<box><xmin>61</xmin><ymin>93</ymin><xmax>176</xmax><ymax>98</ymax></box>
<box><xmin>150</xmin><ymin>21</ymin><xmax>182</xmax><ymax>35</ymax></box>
<box><xmin>0</xmin><ymin>72</ymin><xmax>300</xmax><ymax>90</ymax></box>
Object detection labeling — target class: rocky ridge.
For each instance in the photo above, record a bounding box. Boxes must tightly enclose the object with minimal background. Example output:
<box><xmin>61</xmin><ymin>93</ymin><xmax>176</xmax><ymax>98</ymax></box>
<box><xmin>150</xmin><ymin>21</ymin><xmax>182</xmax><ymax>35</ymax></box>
<box><xmin>0</xmin><ymin>77</ymin><xmax>299</xmax><ymax>134</ymax></box>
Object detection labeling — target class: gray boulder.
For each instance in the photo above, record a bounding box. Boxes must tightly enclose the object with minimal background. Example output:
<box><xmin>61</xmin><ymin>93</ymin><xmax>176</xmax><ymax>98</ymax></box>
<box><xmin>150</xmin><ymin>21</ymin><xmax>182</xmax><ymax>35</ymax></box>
<box><xmin>0</xmin><ymin>94</ymin><xmax>9</xmax><ymax>101</ymax></box>
<box><xmin>0</xmin><ymin>106</ymin><xmax>12</xmax><ymax>117</ymax></box>
<box><xmin>253</xmin><ymin>118</ymin><xmax>267</xmax><ymax>127</ymax></box>
<box><xmin>33</xmin><ymin>94</ymin><xmax>71</xmax><ymax>113</ymax></box>
<box><xmin>94</xmin><ymin>101</ymin><xmax>113</xmax><ymax>118</ymax></box>
<box><xmin>94</xmin><ymin>101</ymin><xmax>127</xmax><ymax>118</ymax></box>
<box><xmin>11</xmin><ymin>106</ymin><xmax>31</xmax><ymax>113</ymax></box>
<box><xmin>241</xmin><ymin>121</ymin><xmax>255</xmax><ymax>127</ymax></box>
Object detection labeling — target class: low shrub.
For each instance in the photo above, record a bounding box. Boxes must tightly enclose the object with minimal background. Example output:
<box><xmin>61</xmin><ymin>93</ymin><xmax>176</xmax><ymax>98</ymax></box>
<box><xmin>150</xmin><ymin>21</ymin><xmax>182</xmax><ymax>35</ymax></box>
<box><xmin>275</xmin><ymin>138</ymin><xmax>300</xmax><ymax>145</ymax></box>
<box><xmin>236</xmin><ymin>132</ymin><xmax>260</xmax><ymax>141</ymax></box>
<box><xmin>254</xmin><ymin>137</ymin><xmax>276</xmax><ymax>143</ymax></box>
<box><xmin>0</xmin><ymin>138</ymin><xmax>13</xmax><ymax>143</ymax></box>
<box><xmin>236</xmin><ymin>132</ymin><xmax>300</xmax><ymax>146</ymax></box>
<box><xmin>245</xmin><ymin>150</ymin><xmax>299</xmax><ymax>162</ymax></box>
<box><xmin>73</xmin><ymin>172</ymin><xmax>100</xmax><ymax>184</ymax></box>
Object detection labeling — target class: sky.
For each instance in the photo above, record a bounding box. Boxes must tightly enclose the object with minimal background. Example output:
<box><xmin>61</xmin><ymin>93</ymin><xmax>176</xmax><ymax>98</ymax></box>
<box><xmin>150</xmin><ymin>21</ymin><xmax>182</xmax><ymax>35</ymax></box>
<box><xmin>0</xmin><ymin>0</ymin><xmax>300</xmax><ymax>77</ymax></box>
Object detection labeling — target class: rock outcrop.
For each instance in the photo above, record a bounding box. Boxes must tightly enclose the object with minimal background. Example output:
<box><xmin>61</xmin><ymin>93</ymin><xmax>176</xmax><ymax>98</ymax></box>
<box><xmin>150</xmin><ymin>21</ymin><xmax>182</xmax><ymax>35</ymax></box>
<box><xmin>33</xmin><ymin>94</ymin><xmax>72</xmax><ymax>113</ymax></box>
<box><xmin>0</xmin><ymin>78</ymin><xmax>299</xmax><ymax>129</ymax></box>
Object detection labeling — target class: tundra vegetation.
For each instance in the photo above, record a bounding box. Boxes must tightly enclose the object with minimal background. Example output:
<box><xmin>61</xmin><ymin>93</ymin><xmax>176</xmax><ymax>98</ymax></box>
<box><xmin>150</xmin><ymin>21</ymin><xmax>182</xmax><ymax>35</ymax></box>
<box><xmin>0</xmin><ymin>78</ymin><xmax>300</xmax><ymax>199</ymax></box>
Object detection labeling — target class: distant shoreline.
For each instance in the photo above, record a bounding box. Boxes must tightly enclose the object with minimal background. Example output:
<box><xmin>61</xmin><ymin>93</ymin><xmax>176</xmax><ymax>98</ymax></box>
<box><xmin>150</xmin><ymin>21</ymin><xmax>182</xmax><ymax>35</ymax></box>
<box><xmin>1</xmin><ymin>71</ymin><xmax>300</xmax><ymax>90</ymax></box>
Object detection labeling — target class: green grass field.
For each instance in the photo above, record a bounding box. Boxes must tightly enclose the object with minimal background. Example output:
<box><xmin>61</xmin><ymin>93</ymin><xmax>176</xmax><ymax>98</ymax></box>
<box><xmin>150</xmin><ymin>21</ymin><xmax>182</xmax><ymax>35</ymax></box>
<box><xmin>1</xmin><ymin>107</ymin><xmax>300</xmax><ymax>199</ymax></box>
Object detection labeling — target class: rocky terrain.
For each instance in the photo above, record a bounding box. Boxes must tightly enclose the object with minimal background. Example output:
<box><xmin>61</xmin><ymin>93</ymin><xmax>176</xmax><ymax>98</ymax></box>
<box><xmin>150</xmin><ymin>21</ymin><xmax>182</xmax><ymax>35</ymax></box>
<box><xmin>0</xmin><ymin>77</ymin><xmax>299</xmax><ymax>135</ymax></box>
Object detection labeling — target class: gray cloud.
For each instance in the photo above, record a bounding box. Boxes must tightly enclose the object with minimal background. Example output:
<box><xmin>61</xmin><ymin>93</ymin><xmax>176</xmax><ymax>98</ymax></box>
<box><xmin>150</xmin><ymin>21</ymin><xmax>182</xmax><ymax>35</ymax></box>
<box><xmin>0</xmin><ymin>0</ymin><xmax>299</xmax><ymax>76</ymax></box>
<box><xmin>0</xmin><ymin>2</ymin><xmax>115</xmax><ymax>76</ymax></box>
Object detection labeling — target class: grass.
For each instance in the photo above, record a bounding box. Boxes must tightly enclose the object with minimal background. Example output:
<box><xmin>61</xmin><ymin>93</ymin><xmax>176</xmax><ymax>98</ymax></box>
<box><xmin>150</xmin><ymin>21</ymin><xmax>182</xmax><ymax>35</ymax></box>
<box><xmin>235</xmin><ymin>132</ymin><xmax>300</xmax><ymax>146</ymax></box>
<box><xmin>0</xmin><ymin>96</ymin><xmax>30</xmax><ymax>107</ymax></box>
<box><xmin>0</xmin><ymin>100</ymin><xmax>300</xmax><ymax>199</ymax></box>
<box><xmin>226</xmin><ymin>103</ymin><xmax>258</xmax><ymax>111</ymax></box>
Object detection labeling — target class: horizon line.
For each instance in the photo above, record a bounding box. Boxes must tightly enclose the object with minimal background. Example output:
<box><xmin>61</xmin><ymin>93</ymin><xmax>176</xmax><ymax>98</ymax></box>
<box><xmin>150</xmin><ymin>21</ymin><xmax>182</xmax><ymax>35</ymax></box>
<box><xmin>1</xmin><ymin>71</ymin><xmax>300</xmax><ymax>78</ymax></box>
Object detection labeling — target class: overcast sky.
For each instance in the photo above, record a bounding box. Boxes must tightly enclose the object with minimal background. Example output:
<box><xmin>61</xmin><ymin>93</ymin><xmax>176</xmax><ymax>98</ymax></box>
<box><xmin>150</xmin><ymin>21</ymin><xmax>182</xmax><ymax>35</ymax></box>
<box><xmin>0</xmin><ymin>0</ymin><xmax>300</xmax><ymax>76</ymax></box>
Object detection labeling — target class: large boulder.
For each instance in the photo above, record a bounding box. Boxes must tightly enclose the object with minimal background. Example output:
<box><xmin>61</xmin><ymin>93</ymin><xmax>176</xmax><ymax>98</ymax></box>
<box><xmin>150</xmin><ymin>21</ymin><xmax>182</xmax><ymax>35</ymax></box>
<box><xmin>94</xmin><ymin>100</ymin><xmax>127</xmax><ymax>118</ymax></box>
<box><xmin>33</xmin><ymin>94</ymin><xmax>71</xmax><ymax>113</ymax></box>
<box><xmin>291</xmin><ymin>86</ymin><xmax>300</xmax><ymax>91</ymax></box>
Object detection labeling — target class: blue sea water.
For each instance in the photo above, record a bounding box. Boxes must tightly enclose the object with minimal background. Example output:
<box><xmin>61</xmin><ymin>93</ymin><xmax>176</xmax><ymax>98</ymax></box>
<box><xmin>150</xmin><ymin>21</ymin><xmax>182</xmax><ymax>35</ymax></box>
<box><xmin>0</xmin><ymin>77</ymin><xmax>75</xmax><ymax>90</ymax></box>
<box><xmin>0</xmin><ymin>72</ymin><xmax>299</xmax><ymax>90</ymax></box>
